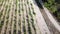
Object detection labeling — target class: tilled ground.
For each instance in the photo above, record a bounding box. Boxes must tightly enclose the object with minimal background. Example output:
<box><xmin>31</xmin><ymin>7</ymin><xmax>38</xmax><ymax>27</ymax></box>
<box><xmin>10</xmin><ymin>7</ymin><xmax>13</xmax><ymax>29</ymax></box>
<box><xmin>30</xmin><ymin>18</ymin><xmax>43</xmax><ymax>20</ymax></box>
<box><xmin>1</xmin><ymin>0</ymin><xmax>59</xmax><ymax>34</ymax></box>
<box><xmin>0</xmin><ymin>0</ymin><xmax>41</xmax><ymax>34</ymax></box>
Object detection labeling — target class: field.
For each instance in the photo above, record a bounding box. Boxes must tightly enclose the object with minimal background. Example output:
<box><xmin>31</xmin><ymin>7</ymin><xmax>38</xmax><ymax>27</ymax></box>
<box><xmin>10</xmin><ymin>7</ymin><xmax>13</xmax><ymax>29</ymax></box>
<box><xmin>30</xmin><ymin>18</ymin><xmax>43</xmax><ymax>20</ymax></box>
<box><xmin>0</xmin><ymin>0</ymin><xmax>40</xmax><ymax>34</ymax></box>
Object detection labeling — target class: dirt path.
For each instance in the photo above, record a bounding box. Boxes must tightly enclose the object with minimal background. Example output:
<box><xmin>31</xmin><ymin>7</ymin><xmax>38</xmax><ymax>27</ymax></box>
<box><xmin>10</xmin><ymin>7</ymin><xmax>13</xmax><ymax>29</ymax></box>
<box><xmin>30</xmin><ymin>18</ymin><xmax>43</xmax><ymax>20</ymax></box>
<box><xmin>34</xmin><ymin>0</ymin><xmax>60</xmax><ymax>34</ymax></box>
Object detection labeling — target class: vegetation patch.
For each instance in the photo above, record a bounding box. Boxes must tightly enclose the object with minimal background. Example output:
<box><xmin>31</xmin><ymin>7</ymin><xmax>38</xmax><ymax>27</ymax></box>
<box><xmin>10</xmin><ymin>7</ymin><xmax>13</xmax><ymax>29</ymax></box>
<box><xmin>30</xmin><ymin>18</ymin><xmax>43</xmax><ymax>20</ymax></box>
<box><xmin>43</xmin><ymin>0</ymin><xmax>60</xmax><ymax>22</ymax></box>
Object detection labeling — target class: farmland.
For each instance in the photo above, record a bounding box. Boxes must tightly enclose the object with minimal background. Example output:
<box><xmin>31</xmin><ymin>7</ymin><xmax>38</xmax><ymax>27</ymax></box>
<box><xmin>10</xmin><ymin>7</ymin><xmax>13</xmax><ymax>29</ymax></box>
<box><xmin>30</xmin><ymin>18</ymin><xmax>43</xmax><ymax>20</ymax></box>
<box><xmin>0</xmin><ymin>0</ymin><xmax>60</xmax><ymax>34</ymax></box>
<box><xmin>0</xmin><ymin>0</ymin><xmax>40</xmax><ymax>34</ymax></box>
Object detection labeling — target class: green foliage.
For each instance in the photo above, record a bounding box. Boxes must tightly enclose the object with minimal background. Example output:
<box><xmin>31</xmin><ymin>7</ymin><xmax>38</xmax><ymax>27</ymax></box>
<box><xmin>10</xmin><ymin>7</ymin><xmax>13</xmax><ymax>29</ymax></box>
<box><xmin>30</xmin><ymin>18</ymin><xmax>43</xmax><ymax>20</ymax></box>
<box><xmin>43</xmin><ymin>0</ymin><xmax>60</xmax><ymax>21</ymax></box>
<box><xmin>44</xmin><ymin>0</ymin><xmax>57</xmax><ymax>13</ymax></box>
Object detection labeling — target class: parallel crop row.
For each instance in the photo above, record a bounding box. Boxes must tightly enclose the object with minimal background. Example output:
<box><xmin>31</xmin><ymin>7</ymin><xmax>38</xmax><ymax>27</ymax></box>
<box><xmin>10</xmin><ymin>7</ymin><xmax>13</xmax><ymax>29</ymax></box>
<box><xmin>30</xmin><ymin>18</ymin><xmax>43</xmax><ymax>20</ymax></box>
<box><xmin>0</xmin><ymin>0</ymin><xmax>40</xmax><ymax>34</ymax></box>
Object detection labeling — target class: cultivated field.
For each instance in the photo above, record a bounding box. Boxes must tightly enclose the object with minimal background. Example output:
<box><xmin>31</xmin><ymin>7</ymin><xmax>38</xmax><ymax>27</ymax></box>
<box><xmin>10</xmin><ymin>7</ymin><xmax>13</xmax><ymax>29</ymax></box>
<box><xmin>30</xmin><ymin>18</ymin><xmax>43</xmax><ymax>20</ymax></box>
<box><xmin>0</xmin><ymin>0</ymin><xmax>41</xmax><ymax>34</ymax></box>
